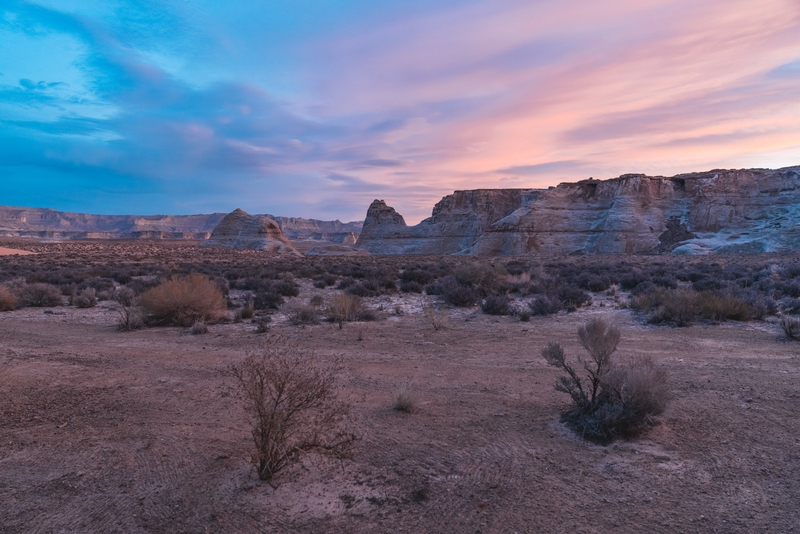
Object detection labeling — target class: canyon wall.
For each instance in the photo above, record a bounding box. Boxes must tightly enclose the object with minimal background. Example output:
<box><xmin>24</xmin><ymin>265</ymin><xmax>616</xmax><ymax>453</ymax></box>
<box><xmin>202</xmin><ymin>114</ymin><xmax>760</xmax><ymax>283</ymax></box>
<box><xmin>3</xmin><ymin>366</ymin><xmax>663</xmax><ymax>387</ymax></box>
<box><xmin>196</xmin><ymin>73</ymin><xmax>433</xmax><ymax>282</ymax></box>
<box><xmin>355</xmin><ymin>166</ymin><xmax>800</xmax><ymax>255</ymax></box>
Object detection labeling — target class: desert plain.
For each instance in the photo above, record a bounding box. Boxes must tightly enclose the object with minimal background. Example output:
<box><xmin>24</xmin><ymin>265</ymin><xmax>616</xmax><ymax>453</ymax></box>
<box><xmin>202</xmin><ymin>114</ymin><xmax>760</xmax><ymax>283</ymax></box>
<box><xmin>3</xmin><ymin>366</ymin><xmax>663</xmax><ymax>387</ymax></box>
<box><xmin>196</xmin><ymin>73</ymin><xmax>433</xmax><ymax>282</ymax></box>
<box><xmin>0</xmin><ymin>240</ymin><xmax>799</xmax><ymax>533</ymax></box>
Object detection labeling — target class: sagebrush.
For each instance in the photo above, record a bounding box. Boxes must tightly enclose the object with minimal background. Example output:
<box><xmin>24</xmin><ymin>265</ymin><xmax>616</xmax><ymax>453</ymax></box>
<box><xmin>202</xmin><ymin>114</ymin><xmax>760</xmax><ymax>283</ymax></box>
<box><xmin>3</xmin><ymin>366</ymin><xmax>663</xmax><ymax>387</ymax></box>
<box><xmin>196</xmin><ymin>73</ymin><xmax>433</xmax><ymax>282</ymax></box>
<box><xmin>542</xmin><ymin>318</ymin><xmax>670</xmax><ymax>443</ymax></box>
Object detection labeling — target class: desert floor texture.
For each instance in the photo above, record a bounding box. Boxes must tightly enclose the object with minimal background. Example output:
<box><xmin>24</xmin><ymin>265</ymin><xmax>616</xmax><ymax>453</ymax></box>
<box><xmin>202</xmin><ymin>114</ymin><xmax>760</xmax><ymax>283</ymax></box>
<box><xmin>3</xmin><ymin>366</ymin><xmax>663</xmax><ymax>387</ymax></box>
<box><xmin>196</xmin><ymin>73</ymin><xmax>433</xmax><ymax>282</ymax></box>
<box><xmin>0</xmin><ymin>244</ymin><xmax>799</xmax><ymax>533</ymax></box>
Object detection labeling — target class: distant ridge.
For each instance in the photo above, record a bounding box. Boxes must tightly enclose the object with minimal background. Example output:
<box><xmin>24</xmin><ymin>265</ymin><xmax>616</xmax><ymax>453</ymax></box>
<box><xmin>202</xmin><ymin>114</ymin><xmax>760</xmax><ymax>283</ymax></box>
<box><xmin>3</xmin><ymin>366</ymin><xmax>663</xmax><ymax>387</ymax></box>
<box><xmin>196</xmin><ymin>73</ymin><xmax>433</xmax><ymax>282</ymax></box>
<box><xmin>0</xmin><ymin>206</ymin><xmax>362</xmax><ymax>243</ymax></box>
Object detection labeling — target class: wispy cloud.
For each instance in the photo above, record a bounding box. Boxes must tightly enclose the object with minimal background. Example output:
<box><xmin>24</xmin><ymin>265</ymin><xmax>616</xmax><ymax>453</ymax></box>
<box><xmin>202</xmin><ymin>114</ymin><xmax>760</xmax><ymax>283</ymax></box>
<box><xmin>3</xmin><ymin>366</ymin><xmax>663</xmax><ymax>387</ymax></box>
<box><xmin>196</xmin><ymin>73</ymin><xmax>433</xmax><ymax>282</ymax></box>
<box><xmin>1</xmin><ymin>0</ymin><xmax>799</xmax><ymax>223</ymax></box>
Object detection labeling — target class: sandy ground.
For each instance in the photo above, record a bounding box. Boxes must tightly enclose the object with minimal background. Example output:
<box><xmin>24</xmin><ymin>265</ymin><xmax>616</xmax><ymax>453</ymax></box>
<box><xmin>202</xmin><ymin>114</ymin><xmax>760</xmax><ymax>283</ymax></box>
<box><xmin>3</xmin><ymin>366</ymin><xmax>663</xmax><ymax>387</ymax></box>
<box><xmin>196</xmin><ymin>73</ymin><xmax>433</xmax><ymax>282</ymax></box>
<box><xmin>0</xmin><ymin>247</ymin><xmax>35</xmax><ymax>256</ymax></box>
<box><xmin>1</xmin><ymin>280</ymin><xmax>799</xmax><ymax>533</ymax></box>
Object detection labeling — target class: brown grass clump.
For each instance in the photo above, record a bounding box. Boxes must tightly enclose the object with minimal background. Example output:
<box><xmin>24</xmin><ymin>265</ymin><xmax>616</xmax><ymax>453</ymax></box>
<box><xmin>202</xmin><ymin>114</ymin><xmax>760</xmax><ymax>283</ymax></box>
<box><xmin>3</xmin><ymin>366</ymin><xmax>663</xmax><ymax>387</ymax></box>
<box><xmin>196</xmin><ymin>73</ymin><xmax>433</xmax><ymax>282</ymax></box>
<box><xmin>393</xmin><ymin>386</ymin><xmax>418</xmax><ymax>413</ymax></box>
<box><xmin>230</xmin><ymin>336</ymin><xmax>356</xmax><ymax>481</ymax></box>
<box><xmin>327</xmin><ymin>294</ymin><xmax>364</xmax><ymax>329</ymax></box>
<box><xmin>0</xmin><ymin>286</ymin><xmax>18</xmax><ymax>311</ymax></box>
<box><xmin>139</xmin><ymin>273</ymin><xmax>228</xmax><ymax>326</ymax></box>
<box><xmin>542</xmin><ymin>318</ymin><xmax>670</xmax><ymax>443</ymax></box>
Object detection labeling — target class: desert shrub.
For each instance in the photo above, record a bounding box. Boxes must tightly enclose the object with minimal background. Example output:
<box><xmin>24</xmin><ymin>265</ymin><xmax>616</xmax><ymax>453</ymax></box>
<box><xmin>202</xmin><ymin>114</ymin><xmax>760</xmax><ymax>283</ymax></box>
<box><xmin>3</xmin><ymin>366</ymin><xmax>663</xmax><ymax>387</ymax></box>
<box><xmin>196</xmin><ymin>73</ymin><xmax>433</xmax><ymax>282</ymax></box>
<box><xmin>481</xmin><ymin>294</ymin><xmax>511</xmax><ymax>315</ymax></box>
<box><xmin>309</xmin><ymin>295</ymin><xmax>325</xmax><ymax>309</ymax></box>
<box><xmin>0</xmin><ymin>286</ymin><xmax>18</xmax><ymax>311</ymax></box>
<box><xmin>554</xmin><ymin>285</ymin><xmax>590</xmax><ymax>309</ymax></box>
<box><xmin>18</xmin><ymin>283</ymin><xmax>63</xmax><ymax>307</ymax></box>
<box><xmin>126</xmin><ymin>277</ymin><xmax>161</xmax><ymax>295</ymax></box>
<box><xmin>400</xmin><ymin>269</ymin><xmax>434</xmax><ymax>285</ymax></box>
<box><xmin>138</xmin><ymin>273</ymin><xmax>228</xmax><ymax>326</ymax></box>
<box><xmin>254</xmin><ymin>316</ymin><xmax>271</xmax><ymax>334</ymax></box>
<box><xmin>780</xmin><ymin>297</ymin><xmax>800</xmax><ymax>315</ymax></box>
<box><xmin>191</xmin><ymin>320</ymin><xmax>209</xmax><ymax>335</ymax></box>
<box><xmin>73</xmin><ymin>287</ymin><xmax>97</xmax><ymax>308</ymax></box>
<box><xmin>695</xmin><ymin>291</ymin><xmax>754</xmax><ymax>322</ymax></box>
<box><xmin>230</xmin><ymin>337</ymin><xmax>356</xmax><ymax>481</ymax></box>
<box><xmin>313</xmin><ymin>279</ymin><xmax>327</xmax><ymax>289</ymax></box>
<box><xmin>240</xmin><ymin>301</ymin><xmax>255</xmax><ymax>319</ymax></box>
<box><xmin>116</xmin><ymin>306</ymin><xmax>145</xmax><ymax>331</ymax></box>
<box><xmin>346</xmin><ymin>280</ymin><xmax>378</xmax><ymax>297</ymax></box>
<box><xmin>693</xmin><ymin>278</ymin><xmax>723</xmax><ymax>292</ymax></box>
<box><xmin>113</xmin><ymin>286</ymin><xmax>136</xmax><ymax>307</ymax></box>
<box><xmin>631</xmin><ymin>288</ymin><xmax>696</xmax><ymax>326</ymax></box>
<box><xmin>528</xmin><ymin>295</ymin><xmax>562</xmax><ymax>316</ymax></box>
<box><xmin>780</xmin><ymin>316</ymin><xmax>800</xmax><ymax>340</ymax></box>
<box><xmin>274</xmin><ymin>279</ymin><xmax>300</xmax><ymax>297</ymax></box>
<box><xmin>328</xmin><ymin>293</ymin><xmax>364</xmax><ymax>329</ymax></box>
<box><xmin>399</xmin><ymin>280</ymin><xmax>423</xmax><ymax>293</ymax></box>
<box><xmin>737</xmin><ymin>290</ymin><xmax>776</xmax><ymax>320</ymax></box>
<box><xmin>336</xmin><ymin>277</ymin><xmax>356</xmax><ymax>290</ymax></box>
<box><xmin>422</xmin><ymin>301</ymin><xmax>448</xmax><ymax>331</ymax></box>
<box><xmin>438</xmin><ymin>276</ymin><xmax>477</xmax><ymax>307</ymax></box>
<box><xmin>542</xmin><ymin>318</ymin><xmax>669</xmax><ymax>443</ymax></box>
<box><xmin>286</xmin><ymin>305</ymin><xmax>319</xmax><ymax>326</ymax></box>
<box><xmin>254</xmin><ymin>291</ymin><xmax>284</xmax><ymax>310</ymax></box>
<box><xmin>393</xmin><ymin>386</ymin><xmax>418</xmax><ymax>413</ymax></box>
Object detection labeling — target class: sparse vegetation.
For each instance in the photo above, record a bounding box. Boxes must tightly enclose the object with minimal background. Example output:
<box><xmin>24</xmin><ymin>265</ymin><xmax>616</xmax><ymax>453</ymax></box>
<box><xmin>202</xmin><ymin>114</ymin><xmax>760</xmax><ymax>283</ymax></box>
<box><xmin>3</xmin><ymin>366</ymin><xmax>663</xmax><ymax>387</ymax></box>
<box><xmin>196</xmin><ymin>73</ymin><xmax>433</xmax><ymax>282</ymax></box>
<box><xmin>139</xmin><ymin>273</ymin><xmax>228</xmax><ymax>326</ymax></box>
<box><xmin>327</xmin><ymin>293</ymin><xmax>369</xmax><ymax>328</ymax></box>
<box><xmin>0</xmin><ymin>285</ymin><xmax>18</xmax><ymax>311</ymax></box>
<box><xmin>542</xmin><ymin>318</ymin><xmax>670</xmax><ymax>443</ymax></box>
<box><xmin>18</xmin><ymin>283</ymin><xmax>63</xmax><ymax>307</ymax></box>
<box><xmin>191</xmin><ymin>320</ymin><xmax>209</xmax><ymax>335</ymax></box>
<box><xmin>73</xmin><ymin>287</ymin><xmax>97</xmax><ymax>308</ymax></box>
<box><xmin>230</xmin><ymin>337</ymin><xmax>356</xmax><ymax>481</ymax></box>
<box><xmin>780</xmin><ymin>316</ymin><xmax>800</xmax><ymax>341</ymax></box>
<box><xmin>393</xmin><ymin>386</ymin><xmax>418</xmax><ymax>413</ymax></box>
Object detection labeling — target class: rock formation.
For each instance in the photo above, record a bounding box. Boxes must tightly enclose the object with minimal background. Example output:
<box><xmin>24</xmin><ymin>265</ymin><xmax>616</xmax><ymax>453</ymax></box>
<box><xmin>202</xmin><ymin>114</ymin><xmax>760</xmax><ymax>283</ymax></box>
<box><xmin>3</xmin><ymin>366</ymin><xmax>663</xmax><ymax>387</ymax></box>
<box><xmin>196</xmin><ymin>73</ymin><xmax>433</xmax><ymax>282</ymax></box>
<box><xmin>356</xmin><ymin>166</ymin><xmax>800</xmax><ymax>255</ymax></box>
<box><xmin>201</xmin><ymin>209</ymin><xmax>301</xmax><ymax>255</ymax></box>
<box><xmin>0</xmin><ymin>206</ymin><xmax>361</xmax><ymax>244</ymax></box>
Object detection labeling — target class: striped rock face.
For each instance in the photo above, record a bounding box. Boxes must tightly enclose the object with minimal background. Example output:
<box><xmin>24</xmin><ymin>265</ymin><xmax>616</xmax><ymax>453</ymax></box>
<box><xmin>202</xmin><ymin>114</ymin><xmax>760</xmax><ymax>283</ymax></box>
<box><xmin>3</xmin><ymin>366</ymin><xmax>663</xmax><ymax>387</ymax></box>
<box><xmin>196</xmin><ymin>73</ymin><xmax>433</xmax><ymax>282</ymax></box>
<box><xmin>202</xmin><ymin>209</ymin><xmax>301</xmax><ymax>255</ymax></box>
<box><xmin>355</xmin><ymin>166</ymin><xmax>800</xmax><ymax>256</ymax></box>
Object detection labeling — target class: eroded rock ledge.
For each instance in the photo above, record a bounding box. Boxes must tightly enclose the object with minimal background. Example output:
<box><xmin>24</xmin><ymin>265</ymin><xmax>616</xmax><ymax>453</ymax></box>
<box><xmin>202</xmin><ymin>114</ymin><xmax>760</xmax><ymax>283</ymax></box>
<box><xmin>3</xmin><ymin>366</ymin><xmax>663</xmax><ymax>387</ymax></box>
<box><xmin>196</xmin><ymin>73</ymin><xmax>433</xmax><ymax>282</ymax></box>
<box><xmin>355</xmin><ymin>166</ymin><xmax>800</xmax><ymax>255</ymax></box>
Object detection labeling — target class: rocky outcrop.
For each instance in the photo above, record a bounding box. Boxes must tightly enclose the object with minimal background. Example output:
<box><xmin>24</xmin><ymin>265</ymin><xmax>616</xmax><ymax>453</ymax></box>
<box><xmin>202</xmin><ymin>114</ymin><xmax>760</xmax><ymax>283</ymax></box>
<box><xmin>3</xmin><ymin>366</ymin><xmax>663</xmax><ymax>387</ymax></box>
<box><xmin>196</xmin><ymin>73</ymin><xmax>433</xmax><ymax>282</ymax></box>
<box><xmin>355</xmin><ymin>190</ymin><xmax>538</xmax><ymax>254</ymax></box>
<box><xmin>201</xmin><ymin>209</ymin><xmax>300</xmax><ymax>255</ymax></box>
<box><xmin>356</xmin><ymin>166</ymin><xmax>800</xmax><ymax>255</ymax></box>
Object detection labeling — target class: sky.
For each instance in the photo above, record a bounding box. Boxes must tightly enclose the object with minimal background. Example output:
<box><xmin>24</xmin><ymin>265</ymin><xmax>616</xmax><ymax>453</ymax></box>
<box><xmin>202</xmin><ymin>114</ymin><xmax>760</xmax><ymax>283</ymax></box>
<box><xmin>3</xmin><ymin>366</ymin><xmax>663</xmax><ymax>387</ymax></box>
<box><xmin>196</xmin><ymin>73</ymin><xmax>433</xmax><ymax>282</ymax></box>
<box><xmin>2</xmin><ymin>0</ymin><xmax>800</xmax><ymax>224</ymax></box>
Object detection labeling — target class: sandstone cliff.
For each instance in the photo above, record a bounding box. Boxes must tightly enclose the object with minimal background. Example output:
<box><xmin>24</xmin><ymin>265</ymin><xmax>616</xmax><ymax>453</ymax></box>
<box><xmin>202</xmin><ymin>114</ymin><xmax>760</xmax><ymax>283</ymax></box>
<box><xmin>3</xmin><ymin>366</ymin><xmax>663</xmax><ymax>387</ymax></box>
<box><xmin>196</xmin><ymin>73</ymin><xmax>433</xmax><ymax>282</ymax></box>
<box><xmin>201</xmin><ymin>209</ymin><xmax>300</xmax><ymax>254</ymax></box>
<box><xmin>356</xmin><ymin>166</ymin><xmax>800</xmax><ymax>255</ymax></box>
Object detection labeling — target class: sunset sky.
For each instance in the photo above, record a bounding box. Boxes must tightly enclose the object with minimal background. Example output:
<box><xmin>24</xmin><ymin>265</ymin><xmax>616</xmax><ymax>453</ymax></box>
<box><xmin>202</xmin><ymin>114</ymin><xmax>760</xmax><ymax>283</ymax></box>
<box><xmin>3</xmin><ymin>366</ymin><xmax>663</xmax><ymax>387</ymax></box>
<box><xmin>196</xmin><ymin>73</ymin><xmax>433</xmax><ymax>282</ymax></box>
<box><xmin>2</xmin><ymin>0</ymin><xmax>800</xmax><ymax>223</ymax></box>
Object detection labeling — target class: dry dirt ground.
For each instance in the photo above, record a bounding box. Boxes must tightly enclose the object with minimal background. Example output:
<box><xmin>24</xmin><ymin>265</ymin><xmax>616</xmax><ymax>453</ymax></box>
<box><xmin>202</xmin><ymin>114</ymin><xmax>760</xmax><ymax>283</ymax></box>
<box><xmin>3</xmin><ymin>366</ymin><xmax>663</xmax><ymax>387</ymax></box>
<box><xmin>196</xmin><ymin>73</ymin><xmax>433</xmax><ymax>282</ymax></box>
<box><xmin>1</xmin><ymin>254</ymin><xmax>799</xmax><ymax>533</ymax></box>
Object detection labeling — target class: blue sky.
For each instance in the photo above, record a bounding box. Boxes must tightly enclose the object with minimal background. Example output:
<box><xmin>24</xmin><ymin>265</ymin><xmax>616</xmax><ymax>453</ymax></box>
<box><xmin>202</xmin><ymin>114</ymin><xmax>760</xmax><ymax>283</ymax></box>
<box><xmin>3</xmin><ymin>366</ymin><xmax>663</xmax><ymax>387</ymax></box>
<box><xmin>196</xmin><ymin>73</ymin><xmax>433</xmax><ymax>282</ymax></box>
<box><xmin>2</xmin><ymin>0</ymin><xmax>800</xmax><ymax>223</ymax></box>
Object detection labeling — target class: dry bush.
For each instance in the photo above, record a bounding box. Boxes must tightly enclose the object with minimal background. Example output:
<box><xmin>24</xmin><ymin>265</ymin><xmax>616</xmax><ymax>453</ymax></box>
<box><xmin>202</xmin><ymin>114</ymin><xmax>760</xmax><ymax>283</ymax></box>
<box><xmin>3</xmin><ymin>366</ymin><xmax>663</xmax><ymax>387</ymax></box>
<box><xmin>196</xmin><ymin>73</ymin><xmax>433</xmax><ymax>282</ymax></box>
<box><xmin>780</xmin><ymin>316</ymin><xmax>800</xmax><ymax>341</ymax></box>
<box><xmin>191</xmin><ymin>320</ymin><xmax>209</xmax><ymax>335</ymax></box>
<box><xmin>285</xmin><ymin>304</ymin><xmax>319</xmax><ymax>326</ymax></box>
<box><xmin>18</xmin><ymin>283</ymin><xmax>63</xmax><ymax>307</ymax></box>
<box><xmin>327</xmin><ymin>293</ymin><xmax>363</xmax><ymax>329</ymax></box>
<box><xmin>73</xmin><ymin>287</ymin><xmax>97</xmax><ymax>308</ymax></box>
<box><xmin>230</xmin><ymin>337</ymin><xmax>356</xmax><ymax>481</ymax></box>
<box><xmin>695</xmin><ymin>291</ymin><xmax>754</xmax><ymax>322</ymax></box>
<box><xmin>116</xmin><ymin>306</ymin><xmax>145</xmax><ymax>331</ymax></box>
<box><xmin>422</xmin><ymin>301</ymin><xmax>448</xmax><ymax>331</ymax></box>
<box><xmin>542</xmin><ymin>318</ymin><xmax>669</xmax><ymax>443</ymax></box>
<box><xmin>138</xmin><ymin>273</ymin><xmax>228</xmax><ymax>326</ymax></box>
<box><xmin>0</xmin><ymin>286</ymin><xmax>18</xmax><ymax>311</ymax></box>
<box><xmin>240</xmin><ymin>301</ymin><xmax>255</xmax><ymax>319</ymax></box>
<box><xmin>393</xmin><ymin>386</ymin><xmax>418</xmax><ymax>413</ymax></box>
